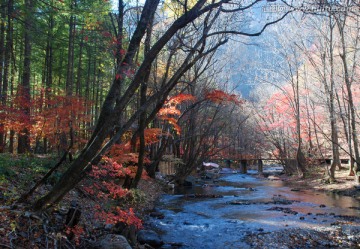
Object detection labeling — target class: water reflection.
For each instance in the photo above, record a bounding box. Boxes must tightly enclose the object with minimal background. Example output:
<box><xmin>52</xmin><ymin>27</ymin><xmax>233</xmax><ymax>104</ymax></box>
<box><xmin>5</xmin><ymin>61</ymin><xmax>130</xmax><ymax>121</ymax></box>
<box><xmin>149</xmin><ymin>172</ymin><xmax>360</xmax><ymax>248</ymax></box>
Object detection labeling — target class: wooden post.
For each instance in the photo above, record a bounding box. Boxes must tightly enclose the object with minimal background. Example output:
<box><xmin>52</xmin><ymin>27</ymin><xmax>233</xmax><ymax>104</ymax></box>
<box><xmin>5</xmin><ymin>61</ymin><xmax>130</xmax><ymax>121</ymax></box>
<box><xmin>240</xmin><ymin>160</ymin><xmax>247</xmax><ymax>174</ymax></box>
<box><xmin>356</xmin><ymin>171</ymin><xmax>360</xmax><ymax>184</ymax></box>
<box><xmin>258</xmin><ymin>159</ymin><xmax>263</xmax><ymax>174</ymax></box>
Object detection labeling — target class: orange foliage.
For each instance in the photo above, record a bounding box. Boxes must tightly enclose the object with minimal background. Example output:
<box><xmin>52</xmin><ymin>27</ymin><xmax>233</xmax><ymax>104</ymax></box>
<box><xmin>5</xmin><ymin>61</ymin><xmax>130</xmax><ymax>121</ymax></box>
<box><xmin>205</xmin><ymin>89</ymin><xmax>243</xmax><ymax>105</ymax></box>
<box><xmin>158</xmin><ymin>93</ymin><xmax>196</xmax><ymax>135</ymax></box>
<box><xmin>144</xmin><ymin>128</ymin><xmax>166</xmax><ymax>145</ymax></box>
<box><xmin>167</xmin><ymin>93</ymin><xmax>196</xmax><ymax>105</ymax></box>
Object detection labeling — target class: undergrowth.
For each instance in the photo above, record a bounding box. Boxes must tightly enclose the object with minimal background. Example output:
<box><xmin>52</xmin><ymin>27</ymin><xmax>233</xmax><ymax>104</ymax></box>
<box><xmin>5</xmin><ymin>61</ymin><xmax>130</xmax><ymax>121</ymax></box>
<box><xmin>0</xmin><ymin>153</ymin><xmax>60</xmax><ymax>202</ymax></box>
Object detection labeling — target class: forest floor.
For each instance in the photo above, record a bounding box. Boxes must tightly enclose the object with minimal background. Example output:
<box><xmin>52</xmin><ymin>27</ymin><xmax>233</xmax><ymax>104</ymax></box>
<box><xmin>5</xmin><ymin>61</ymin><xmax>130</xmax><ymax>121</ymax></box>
<box><xmin>1</xmin><ymin>155</ymin><xmax>359</xmax><ymax>249</ymax></box>
<box><xmin>0</xmin><ymin>154</ymin><xmax>165</xmax><ymax>249</ymax></box>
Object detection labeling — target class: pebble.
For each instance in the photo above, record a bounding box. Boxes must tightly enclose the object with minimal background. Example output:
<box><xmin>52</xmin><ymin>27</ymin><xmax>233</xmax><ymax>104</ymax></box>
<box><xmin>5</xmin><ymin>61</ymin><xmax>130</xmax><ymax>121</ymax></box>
<box><xmin>244</xmin><ymin>226</ymin><xmax>360</xmax><ymax>248</ymax></box>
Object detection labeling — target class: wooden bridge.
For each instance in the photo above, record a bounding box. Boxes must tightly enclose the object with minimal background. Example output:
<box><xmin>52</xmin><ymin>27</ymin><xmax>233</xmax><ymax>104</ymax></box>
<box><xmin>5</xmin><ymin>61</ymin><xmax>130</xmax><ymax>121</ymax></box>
<box><xmin>214</xmin><ymin>157</ymin><xmax>351</xmax><ymax>174</ymax></box>
<box><xmin>158</xmin><ymin>154</ymin><xmax>351</xmax><ymax>176</ymax></box>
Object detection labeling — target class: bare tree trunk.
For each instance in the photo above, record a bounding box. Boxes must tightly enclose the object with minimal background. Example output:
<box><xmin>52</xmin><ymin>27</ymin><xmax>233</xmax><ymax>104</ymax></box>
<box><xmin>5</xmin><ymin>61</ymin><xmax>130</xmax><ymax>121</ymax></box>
<box><xmin>32</xmin><ymin>0</ymin><xmax>162</xmax><ymax>210</ymax></box>
<box><xmin>9</xmin><ymin>38</ymin><xmax>16</xmax><ymax>154</ymax></box>
<box><xmin>0</xmin><ymin>0</ymin><xmax>13</xmax><ymax>152</ymax></box>
<box><xmin>18</xmin><ymin>0</ymin><xmax>32</xmax><ymax>154</ymax></box>
<box><xmin>147</xmin><ymin>138</ymin><xmax>169</xmax><ymax>178</ymax></box>
<box><xmin>131</xmin><ymin>18</ymin><xmax>153</xmax><ymax>189</ymax></box>
<box><xmin>65</xmin><ymin>1</ymin><xmax>76</xmax><ymax>96</ymax></box>
<box><xmin>327</xmin><ymin>17</ymin><xmax>341</xmax><ymax>181</ymax></box>
<box><xmin>76</xmin><ymin>29</ymin><xmax>84</xmax><ymax>96</ymax></box>
<box><xmin>31</xmin><ymin>0</ymin><xmax>253</xmax><ymax>210</ymax></box>
<box><xmin>336</xmin><ymin>16</ymin><xmax>360</xmax><ymax>183</ymax></box>
<box><xmin>294</xmin><ymin>70</ymin><xmax>307</xmax><ymax>177</ymax></box>
<box><xmin>0</xmin><ymin>1</ymin><xmax>6</xmax><ymax>152</ymax></box>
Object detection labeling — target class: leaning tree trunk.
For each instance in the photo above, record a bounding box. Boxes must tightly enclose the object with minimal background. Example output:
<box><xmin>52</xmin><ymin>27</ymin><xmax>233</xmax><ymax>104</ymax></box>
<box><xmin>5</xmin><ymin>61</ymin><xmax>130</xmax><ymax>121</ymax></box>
<box><xmin>32</xmin><ymin>0</ymin><xmax>164</xmax><ymax>210</ymax></box>
<box><xmin>32</xmin><ymin>0</ymin><xmax>230</xmax><ymax>210</ymax></box>
<box><xmin>131</xmin><ymin>18</ymin><xmax>153</xmax><ymax>189</ymax></box>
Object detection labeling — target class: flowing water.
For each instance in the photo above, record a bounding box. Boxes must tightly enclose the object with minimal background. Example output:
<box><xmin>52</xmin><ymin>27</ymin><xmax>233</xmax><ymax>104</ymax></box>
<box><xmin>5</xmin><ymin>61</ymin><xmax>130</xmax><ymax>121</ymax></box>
<box><xmin>147</xmin><ymin>167</ymin><xmax>360</xmax><ymax>248</ymax></box>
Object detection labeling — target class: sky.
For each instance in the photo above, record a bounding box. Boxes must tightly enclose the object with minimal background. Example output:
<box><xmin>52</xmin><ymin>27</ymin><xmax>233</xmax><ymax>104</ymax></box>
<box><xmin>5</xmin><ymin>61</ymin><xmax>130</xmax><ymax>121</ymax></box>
<box><xmin>111</xmin><ymin>0</ymin><xmax>118</xmax><ymax>11</ymax></box>
<box><xmin>107</xmin><ymin>0</ymin><xmax>290</xmax><ymax>99</ymax></box>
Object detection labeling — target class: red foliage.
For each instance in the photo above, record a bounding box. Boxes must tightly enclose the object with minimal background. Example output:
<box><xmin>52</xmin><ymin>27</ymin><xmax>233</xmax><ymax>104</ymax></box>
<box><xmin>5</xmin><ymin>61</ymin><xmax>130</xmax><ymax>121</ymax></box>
<box><xmin>110</xmin><ymin>143</ymin><xmax>148</xmax><ymax>165</ymax></box>
<box><xmin>82</xmin><ymin>156</ymin><xmax>143</xmax><ymax>229</ymax></box>
<box><xmin>95</xmin><ymin>207</ymin><xmax>142</xmax><ymax>228</ymax></box>
<box><xmin>0</xmin><ymin>86</ymin><xmax>92</xmax><ymax>151</ymax></box>
<box><xmin>65</xmin><ymin>225</ymin><xmax>84</xmax><ymax>246</ymax></box>
<box><xmin>1</xmin><ymin>87</ymin><xmax>32</xmax><ymax>133</ymax></box>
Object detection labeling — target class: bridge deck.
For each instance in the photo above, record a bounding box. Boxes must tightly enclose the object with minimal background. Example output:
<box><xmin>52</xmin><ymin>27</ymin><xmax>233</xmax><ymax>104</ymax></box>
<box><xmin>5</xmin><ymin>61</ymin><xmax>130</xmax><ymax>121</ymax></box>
<box><xmin>218</xmin><ymin>158</ymin><xmax>350</xmax><ymax>163</ymax></box>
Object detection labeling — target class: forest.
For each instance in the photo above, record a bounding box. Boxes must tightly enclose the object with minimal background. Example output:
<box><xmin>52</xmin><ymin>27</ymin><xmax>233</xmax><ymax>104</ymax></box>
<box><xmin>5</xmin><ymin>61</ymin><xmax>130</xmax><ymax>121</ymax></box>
<box><xmin>0</xmin><ymin>0</ymin><xmax>360</xmax><ymax>248</ymax></box>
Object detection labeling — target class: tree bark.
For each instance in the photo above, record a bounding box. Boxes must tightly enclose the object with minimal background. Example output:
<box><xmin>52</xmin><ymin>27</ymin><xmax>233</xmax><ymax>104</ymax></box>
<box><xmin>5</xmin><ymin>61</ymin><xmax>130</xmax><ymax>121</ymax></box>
<box><xmin>325</xmin><ymin>17</ymin><xmax>341</xmax><ymax>181</ymax></box>
<box><xmin>0</xmin><ymin>0</ymin><xmax>13</xmax><ymax>152</ymax></box>
<box><xmin>336</xmin><ymin>15</ymin><xmax>360</xmax><ymax>182</ymax></box>
<box><xmin>33</xmin><ymin>0</ymin><xmax>161</xmax><ymax>210</ymax></box>
<box><xmin>294</xmin><ymin>69</ymin><xmax>306</xmax><ymax>176</ymax></box>
<box><xmin>131</xmin><ymin>17</ymin><xmax>153</xmax><ymax>189</ymax></box>
<box><xmin>32</xmin><ymin>0</ymin><xmax>241</xmax><ymax>210</ymax></box>
<box><xmin>0</xmin><ymin>0</ymin><xmax>6</xmax><ymax>152</ymax></box>
<box><xmin>76</xmin><ymin>29</ymin><xmax>84</xmax><ymax>96</ymax></box>
<box><xmin>18</xmin><ymin>0</ymin><xmax>32</xmax><ymax>154</ymax></box>
<box><xmin>65</xmin><ymin>1</ymin><xmax>76</xmax><ymax>96</ymax></box>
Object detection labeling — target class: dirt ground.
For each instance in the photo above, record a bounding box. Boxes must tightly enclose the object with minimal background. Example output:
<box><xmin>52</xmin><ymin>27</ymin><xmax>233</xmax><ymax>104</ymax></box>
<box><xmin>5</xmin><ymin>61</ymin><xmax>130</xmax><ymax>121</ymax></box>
<box><xmin>277</xmin><ymin>164</ymin><xmax>360</xmax><ymax>200</ymax></box>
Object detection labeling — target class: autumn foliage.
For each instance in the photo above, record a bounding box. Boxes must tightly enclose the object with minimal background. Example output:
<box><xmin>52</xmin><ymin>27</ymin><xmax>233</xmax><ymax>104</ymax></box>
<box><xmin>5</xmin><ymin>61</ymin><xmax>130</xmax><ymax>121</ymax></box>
<box><xmin>0</xmin><ymin>87</ymin><xmax>92</xmax><ymax>152</ymax></box>
<box><xmin>82</xmin><ymin>155</ymin><xmax>144</xmax><ymax>229</ymax></box>
<box><xmin>205</xmin><ymin>89</ymin><xmax>243</xmax><ymax>105</ymax></box>
<box><xmin>158</xmin><ymin>93</ymin><xmax>196</xmax><ymax>134</ymax></box>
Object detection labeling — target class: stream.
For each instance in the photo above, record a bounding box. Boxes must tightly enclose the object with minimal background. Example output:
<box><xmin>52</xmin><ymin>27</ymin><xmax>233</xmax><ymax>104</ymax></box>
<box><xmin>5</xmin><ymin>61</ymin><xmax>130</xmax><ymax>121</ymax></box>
<box><xmin>146</xmin><ymin>167</ymin><xmax>360</xmax><ymax>248</ymax></box>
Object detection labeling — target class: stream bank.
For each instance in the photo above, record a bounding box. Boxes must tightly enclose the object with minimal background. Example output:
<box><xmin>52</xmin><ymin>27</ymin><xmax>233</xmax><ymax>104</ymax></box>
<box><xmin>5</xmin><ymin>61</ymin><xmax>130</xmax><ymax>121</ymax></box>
<box><xmin>277</xmin><ymin>164</ymin><xmax>360</xmax><ymax>200</ymax></box>
<box><xmin>144</xmin><ymin>166</ymin><xmax>360</xmax><ymax>248</ymax></box>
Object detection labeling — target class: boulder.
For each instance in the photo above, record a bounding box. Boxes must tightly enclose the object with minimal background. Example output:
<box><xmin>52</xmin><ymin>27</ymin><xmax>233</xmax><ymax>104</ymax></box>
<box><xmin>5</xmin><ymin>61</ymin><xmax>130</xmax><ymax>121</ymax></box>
<box><xmin>183</xmin><ymin>180</ymin><xmax>193</xmax><ymax>186</ymax></box>
<box><xmin>272</xmin><ymin>196</ymin><xmax>295</xmax><ymax>205</ymax></box>
<box><xmin>149</xmin><ymin>211</ymin><xmax>165</xmax><ymax>219</ymax></box>
<box><xmin>91</xmin><ymin>234</ymin><xmax>132</xmax><ymax>249</ymax></box>
<box><xmin>137</xmin><ymin>229</ymin><xmax>163</xmax><ymax>247</ymax></box>
<box><xmin>121</xmin><ymin>224</ymin><xmax>137</xmax><ymax>245</ymax></box>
